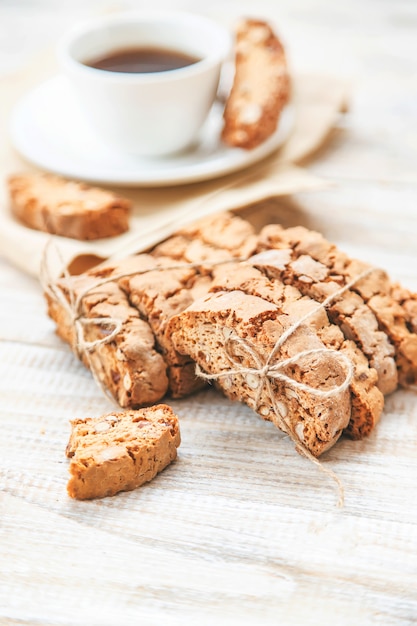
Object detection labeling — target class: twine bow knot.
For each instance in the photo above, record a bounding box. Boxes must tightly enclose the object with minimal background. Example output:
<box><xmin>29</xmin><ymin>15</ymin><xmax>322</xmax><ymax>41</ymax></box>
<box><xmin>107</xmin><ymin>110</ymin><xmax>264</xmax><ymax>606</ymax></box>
<box><xmin>197</xmin><ymin>312</ymin><xmax>355</xmax><ymax>448</ymax></box>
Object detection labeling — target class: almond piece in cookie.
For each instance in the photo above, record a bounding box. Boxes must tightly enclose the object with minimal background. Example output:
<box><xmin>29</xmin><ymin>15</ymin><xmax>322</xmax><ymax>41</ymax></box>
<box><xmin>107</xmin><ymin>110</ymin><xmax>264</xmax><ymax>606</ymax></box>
<box><xmin>8</xmin><ymin>173</ymin><xmax>130</xmax><ymax>240</ymax></box>
<box><xmin>66</xmin><ymin>405</ymin><xmax>180</xmax><ymax>500</ymax></box>
<box><xmin>222</xmin><ymin>18</ymin><xmax>291</xmax><ymax>149</ymax></box>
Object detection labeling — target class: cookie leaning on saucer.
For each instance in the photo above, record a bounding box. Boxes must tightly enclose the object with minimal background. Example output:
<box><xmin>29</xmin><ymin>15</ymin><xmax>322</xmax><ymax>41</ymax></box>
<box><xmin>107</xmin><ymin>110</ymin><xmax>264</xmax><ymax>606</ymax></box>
<box><xmin>8</xmin><ymin>173</ymin><xmax>131</xmax><ymax>240</ymax></box>
<box><xmin>222</xmin><ymin>18</ymin><xmax>291</xmax><ymax>150</ymax></box>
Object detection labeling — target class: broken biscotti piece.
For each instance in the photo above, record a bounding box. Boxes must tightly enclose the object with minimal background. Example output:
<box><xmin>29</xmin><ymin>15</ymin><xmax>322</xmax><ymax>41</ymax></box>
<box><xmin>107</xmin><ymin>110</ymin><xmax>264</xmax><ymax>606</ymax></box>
<box><xmin>8</xmin><ymin>173</ymin><xmax>130</xmax><ymax>240</ymax></box>
<box><xmin>66</xmin><ymin>405</ymin><xmax>180</xmax><ymax>499</ymax></box>
<box><xmin>209</xmin><ymin>261</ymin><xmax>384</xmax><ymax>440</ymax></box>
<box><xmin>222</xmin><ymin>18</ymin><xmax>291</xmax><ymax>149</ymax></box>
<box><xmin>169</xmin><ymin>289</ymin><xmax>352</xmax><ymax>457</ymax></box>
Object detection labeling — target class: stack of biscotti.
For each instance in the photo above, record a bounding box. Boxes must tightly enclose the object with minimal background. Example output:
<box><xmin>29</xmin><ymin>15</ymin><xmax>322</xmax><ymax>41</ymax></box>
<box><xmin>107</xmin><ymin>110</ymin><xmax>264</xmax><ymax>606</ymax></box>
<box><xmin>46</xmin><ymin>211</ymin><xmax>417</xmax><ymax>457</ymax></box>
<box><xmin>46</xmin><ymin>212</ymin><xmax>257</xmax><ymax>406</ymax></box>
<box><xmin>255</xmin><ymin>224</ymin><xmax>417</xmax><ymax>388</ymax></box>
<box><xmin>168</xmin><ymin>260</ymin><xmax>384</xmax><ymax>455</ymax></box>
<box><xmin>169</xmin><ymin>223</ymin><xmax>417</xmax><ymax>455</ymax></box>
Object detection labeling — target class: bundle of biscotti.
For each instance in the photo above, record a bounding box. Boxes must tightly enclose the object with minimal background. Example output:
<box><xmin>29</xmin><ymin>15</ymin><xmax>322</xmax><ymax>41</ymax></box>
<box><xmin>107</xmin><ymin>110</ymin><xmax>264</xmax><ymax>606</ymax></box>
<box><xmin>45</xmin><ymin>211</ymin><xmax>417</xmax><ymax>457</ymax></box>
<box><xmin>45</xmin><ymin>212</ymin><xmax>258</xmax><ymax>405</ymax></box>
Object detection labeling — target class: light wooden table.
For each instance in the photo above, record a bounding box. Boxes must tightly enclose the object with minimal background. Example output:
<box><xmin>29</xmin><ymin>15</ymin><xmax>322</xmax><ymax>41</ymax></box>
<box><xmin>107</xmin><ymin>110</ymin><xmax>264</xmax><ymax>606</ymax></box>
<box><xmin>1</xmin><ymin>2</ymin><xmax>417</xmax><ymax>625</ymax></box>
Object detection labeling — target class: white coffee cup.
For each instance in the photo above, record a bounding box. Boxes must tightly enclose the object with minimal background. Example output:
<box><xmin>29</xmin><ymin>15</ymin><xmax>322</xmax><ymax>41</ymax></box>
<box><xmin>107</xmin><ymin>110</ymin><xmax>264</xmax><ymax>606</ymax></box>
<box><xmin>58</xmin><ymin>11</ymin><xmax>231</xmax><ymax>156</ymax></box>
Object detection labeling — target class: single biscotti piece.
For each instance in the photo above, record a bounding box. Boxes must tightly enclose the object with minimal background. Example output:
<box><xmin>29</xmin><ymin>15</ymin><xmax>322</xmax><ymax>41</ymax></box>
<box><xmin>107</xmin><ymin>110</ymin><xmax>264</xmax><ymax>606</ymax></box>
<box><xmin>46</xmin><ymin>266</ymin><xmax>169</xmax><ymax>407</ymax></box>
<box><xmin>210</xmin><ymin>260</ymin><xmax>384</xmax><ymax>440</ymax></box>
<box><xmin>222</xmin><ymin>18</ymin><xmax>291</xmax><ymax>149</ymax></box>
<box><xmin>8</xmin><ymin>173</ymin><xmax>130</xmax><ymax>240</ymax></box>
<box><xmin>170</xmin><ymin>289</ymin><xmax>352</xmax><ymax>457</ymax></box>
<box><xmin>95</xmin><ymin>253</ymin><xmax>207</xmax><ymax>398</ymax></box>
<box><xmin>257</xmin><ymin>225</ymin><xmax>399</xmax><ymax>395</ymax></box>
<box><xmin>66</xmin><ymin>405</ymin><xmax>180</xmax><ymax>500</ymax></box>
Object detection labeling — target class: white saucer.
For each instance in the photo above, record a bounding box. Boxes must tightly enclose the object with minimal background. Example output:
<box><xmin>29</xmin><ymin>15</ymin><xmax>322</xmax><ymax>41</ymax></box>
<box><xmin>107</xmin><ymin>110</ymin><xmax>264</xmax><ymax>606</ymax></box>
<box><xmin>10</xmin><ymin>75</ymin><xmax>293</xmax><ymax>187</ymax></box>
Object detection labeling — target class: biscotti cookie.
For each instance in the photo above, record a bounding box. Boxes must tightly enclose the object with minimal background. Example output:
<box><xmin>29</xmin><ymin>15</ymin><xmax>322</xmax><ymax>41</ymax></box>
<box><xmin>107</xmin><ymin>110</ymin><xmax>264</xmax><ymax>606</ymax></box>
<box><xmin>167</xmin><ymin>211</ymin><xmax>259</xmax><ymax>260</ymax></box>
<box><xmin>170</xmin><ymin>289</ymin><xmax>352</xmax><ymax>457</ymax></box>
<box><xmin>222</xmin><ymin>18</ymin><xmax>291</xmax><ymax>149</ymax></box>
<box><xmin>256</xmin><ymin>226</ymin><xmax>399</xmax><ymax>395</ymax></box>
<box><xmin>94</xmin><ymin>254</ymin><xmax>207</xmax><ymax>398</ymax></box>
<box><xmin>46</xmin><ymin>265</ymin><xmax>169</xmax><ymax>407</ymax></box>
<box><xmin>8</xmin><ymin>173</ymin><xmax>130</xmax><ymax>240</ymax></box>
<box><xmin>210</xmin><ymin>260</ymin><xmax>384</xmax><ymax>440</ymax></box>
<box><xmin>66</xmin><ymin>405</ymin><xmax>180</xmax><ymax>499</ymax></box>
<box><xmin>151</xmin><ymin>211</ymin><xmax>258</xmax><ymax>272</ymax></box>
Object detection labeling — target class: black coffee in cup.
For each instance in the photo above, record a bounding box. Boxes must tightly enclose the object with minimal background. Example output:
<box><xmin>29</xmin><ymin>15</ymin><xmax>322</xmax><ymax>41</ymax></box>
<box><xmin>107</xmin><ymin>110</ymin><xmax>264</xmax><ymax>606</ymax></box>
<box><xmin>85</xmin><ymin>47</ymin><xmax>200</xmax><ymax>73</ymax></box>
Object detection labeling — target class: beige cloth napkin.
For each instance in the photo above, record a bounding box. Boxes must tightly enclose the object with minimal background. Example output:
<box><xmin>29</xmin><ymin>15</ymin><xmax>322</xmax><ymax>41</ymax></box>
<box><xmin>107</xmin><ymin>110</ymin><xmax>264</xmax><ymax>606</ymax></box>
<box><xmin>0</xmin><ymin>50</ymin><xmax>348</xmax><ymax>277</ymax></box>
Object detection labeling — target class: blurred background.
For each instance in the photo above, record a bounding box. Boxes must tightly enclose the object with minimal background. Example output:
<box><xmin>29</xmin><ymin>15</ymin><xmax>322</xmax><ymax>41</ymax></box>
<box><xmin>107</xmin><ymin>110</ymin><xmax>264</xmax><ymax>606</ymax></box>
<box><xmin>1</xmin><ymin>0</ymin><xmax>416</xmax><ymax>169</ymax></box>
<box><xmin>1</xmin><ymin>0</ymin><xmax>416</xmax><ymax>82</ymax></box>
<box><xmin>1</xmin><ymin>0</ymin><xmax>417</xmax><ymax>261</ymax></box>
